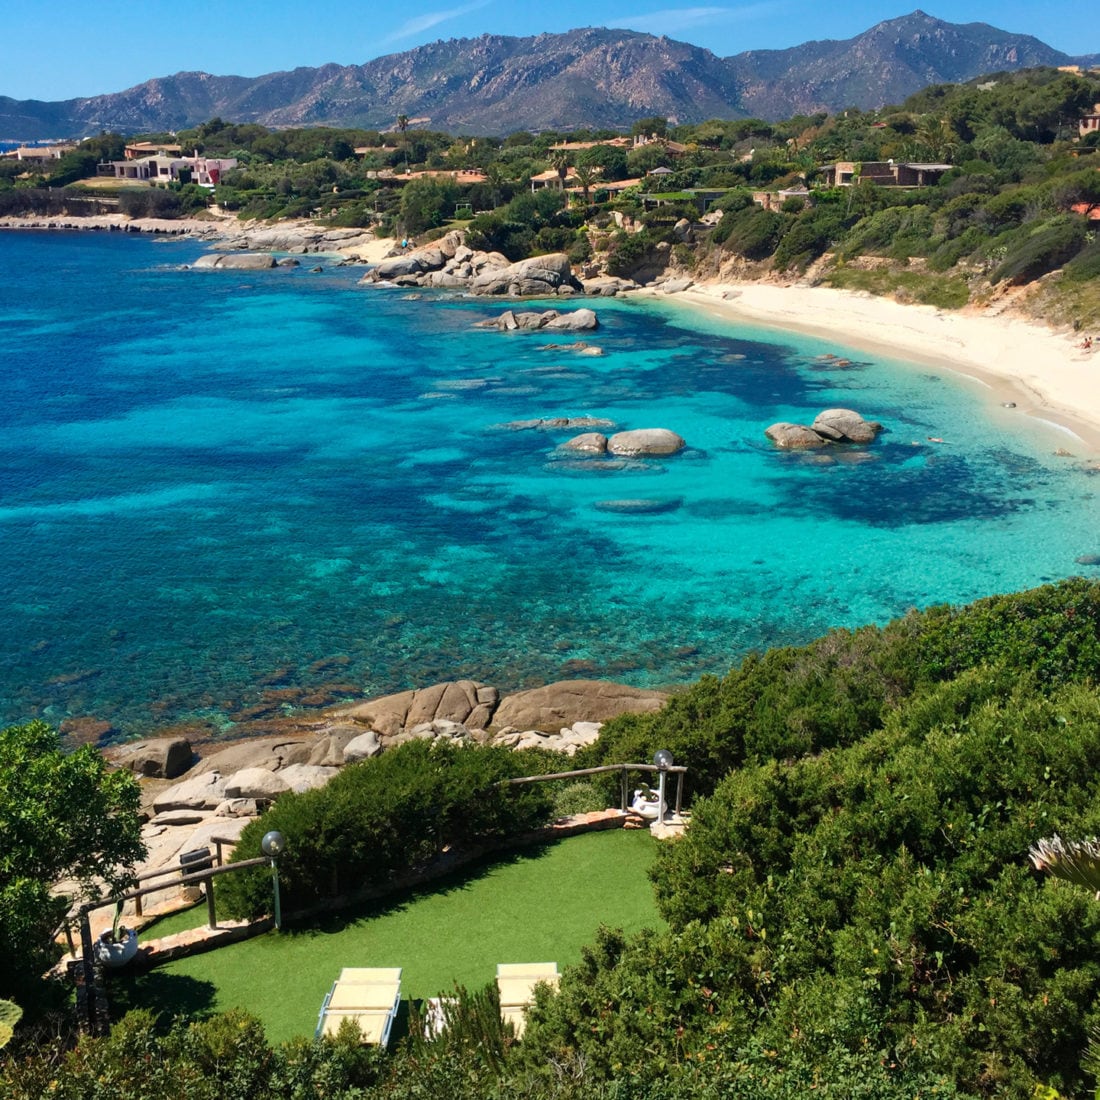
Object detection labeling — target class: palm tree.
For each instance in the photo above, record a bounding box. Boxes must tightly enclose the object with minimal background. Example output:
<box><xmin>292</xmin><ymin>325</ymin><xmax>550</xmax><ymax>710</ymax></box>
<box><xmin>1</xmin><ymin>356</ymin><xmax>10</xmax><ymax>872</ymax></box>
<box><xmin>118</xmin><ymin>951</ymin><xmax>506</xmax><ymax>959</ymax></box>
<box><xmin>548</xmin><ymin>149</ymin><xmax>571</xmax><ymax>190</ymax></box>
<box><xmin>573</xmin><ymin>163</ymin><xmax>596</xmax><ymax>205</ymax></box>
<box><xmin>397</xmin><ymin>114</ymin><xmax>410</xmax><ymax>175</ymax></box>
<box><xmin>483</xmin><ymin>160</ymin><xmax>506</xmax><ymax>208</ymax></box>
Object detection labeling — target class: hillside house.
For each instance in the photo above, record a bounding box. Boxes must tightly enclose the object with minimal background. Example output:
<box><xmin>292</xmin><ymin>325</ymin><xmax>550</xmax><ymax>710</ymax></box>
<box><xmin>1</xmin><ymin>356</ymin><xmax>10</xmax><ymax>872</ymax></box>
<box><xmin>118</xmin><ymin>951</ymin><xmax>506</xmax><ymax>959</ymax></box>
<box><xmin>1081</xmin><ymin>104</ymin><xmax>1100</xmax><ymax>139</ymax></box>
<box><xmin>124</xmin><ymin>142</ymin><xmax>182</xmax><ymax>159</ymax></box>
<box><xmin>818</xmin><ymin>160</ymin><xmax>952</xmax><ymax>187</ymax></box>
<box><xmin>1</xmin><ymin>143</ymin><xmax>76</xmax><ymax>165</ymax></box>
<box><xmin>753</xmin><ymin>186</ymin><xmax>812</xmax><ymax>211</ymax></box>
<box><xmin>100</xmin><ymin>154</ymin><xmax>237</xmax><ymax>186</ymax></box>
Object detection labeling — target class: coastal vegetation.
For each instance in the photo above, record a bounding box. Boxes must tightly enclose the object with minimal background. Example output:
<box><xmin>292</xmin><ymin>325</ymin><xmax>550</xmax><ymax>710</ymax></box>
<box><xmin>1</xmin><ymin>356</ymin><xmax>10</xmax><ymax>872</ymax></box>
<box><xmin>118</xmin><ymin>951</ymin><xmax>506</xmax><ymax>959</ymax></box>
<box><xmin>5</xmin><ymin>60</ymin><xmax>1100</xmax><ymax>1096</ymax></box>
<box><xmin>7</xmin><ymin>581</ymin><xmax>1100</xmax><ymax>1094</ymax></box>
<box><xmin>4</xmin><ymin>68</ymin><xmax>1099</xmax><ymax>325</ymax></box>
<box><xmin>0</xmin><ymin>721</ymin><xmax>143</xmax><ymax>1007</ymax></box>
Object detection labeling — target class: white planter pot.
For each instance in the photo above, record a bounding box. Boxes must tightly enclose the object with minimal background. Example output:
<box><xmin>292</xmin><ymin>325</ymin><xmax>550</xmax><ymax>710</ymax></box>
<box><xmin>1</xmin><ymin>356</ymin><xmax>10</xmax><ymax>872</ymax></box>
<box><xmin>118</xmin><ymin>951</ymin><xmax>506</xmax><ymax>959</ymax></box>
<box><xmin>93</xmin><ymin>928</ymin><xmax>138</xmax><ymax>968</ymax></box>
<box><xmin>630</xmin><ymin>789</ymin><xmax>664</xmax><ymax>820</ymax></box>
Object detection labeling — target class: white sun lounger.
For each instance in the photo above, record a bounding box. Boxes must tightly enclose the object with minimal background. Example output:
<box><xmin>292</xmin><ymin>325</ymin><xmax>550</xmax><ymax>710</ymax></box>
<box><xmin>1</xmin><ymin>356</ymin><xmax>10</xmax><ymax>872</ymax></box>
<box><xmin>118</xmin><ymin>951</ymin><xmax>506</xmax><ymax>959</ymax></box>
<box><xmin>315</xmin><ymin>967</ymin><xmax>402</xmax><ymax>1046</ymax></box>
<box><xmin>496</xmin><ymin>962</ymin><xmax>559</xmax><ymax>1037</ymax></box>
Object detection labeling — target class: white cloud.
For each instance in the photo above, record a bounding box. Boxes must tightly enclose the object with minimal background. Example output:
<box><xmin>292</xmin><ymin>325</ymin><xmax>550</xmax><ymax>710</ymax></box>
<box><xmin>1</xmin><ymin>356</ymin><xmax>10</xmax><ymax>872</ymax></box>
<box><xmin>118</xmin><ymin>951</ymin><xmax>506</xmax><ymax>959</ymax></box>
<box><xmin>381</xmin><ymin>1</ymin><xmax>493</xmax><ymax>45</ymax></box>
<box><xmin>617</xmin><ymin>4</ymin><xmax>778</xmax><ymax>37</ymax></box>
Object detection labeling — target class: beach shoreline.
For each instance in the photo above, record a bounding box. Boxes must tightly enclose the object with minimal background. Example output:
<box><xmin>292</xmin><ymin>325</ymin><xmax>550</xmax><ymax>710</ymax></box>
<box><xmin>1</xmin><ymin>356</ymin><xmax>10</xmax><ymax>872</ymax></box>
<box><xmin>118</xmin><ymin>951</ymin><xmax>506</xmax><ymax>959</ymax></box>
<box><xmin>5</xmin><ymin>211</ymin><xmax>1098</xmax><ymax>449</ymax></box>
<box><xmin>647</xmin><ymin>280</ymin><xmax>1100</xmax><ymax>453</ymax></box>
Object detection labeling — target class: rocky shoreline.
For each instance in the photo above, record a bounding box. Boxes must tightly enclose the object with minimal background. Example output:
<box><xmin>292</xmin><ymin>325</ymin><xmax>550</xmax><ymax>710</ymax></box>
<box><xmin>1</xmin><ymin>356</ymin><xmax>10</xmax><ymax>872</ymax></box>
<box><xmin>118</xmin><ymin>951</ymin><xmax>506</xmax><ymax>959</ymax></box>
<box><xmin>99</xmin><ymin>677</ymin><xmax>668</xmax><ymax>915</ymax></box>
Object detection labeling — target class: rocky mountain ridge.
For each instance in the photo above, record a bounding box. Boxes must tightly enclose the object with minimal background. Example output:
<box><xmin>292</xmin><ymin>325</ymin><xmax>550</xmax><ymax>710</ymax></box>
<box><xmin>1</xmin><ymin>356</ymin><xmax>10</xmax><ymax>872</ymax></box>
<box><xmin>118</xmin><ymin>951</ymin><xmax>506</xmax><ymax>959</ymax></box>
<box><xmin>0</xmin><ymin>12</ymin><xmax>1087</xmax><ymax>138</ymax></box>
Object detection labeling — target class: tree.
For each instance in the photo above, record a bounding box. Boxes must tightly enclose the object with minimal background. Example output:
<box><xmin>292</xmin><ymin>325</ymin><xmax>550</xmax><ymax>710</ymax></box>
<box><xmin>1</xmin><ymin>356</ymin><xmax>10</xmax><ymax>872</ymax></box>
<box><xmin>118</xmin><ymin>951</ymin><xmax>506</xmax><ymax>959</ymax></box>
<box><xmin>0</xmin><ymin>721</ymin><xmax>144</xmax><ymax>1005</ymax></box>
<box><xmin>572</xmin><ymin>163</ymin><xmax>596</xmax><ymax>205</ymax></box>
<box><xmin>399</xmin><ymin>177</ymin><xmax>457</xmax><ymax>235</ymax></box>
<box><xmin>548</xmin><ymin>149</ymin><xmax>571</xmax><ymax>189</ymax></box>
<box><xmin>632</xmin><ymin>115</ymin><xmax>668</xmax><ymax>138</ymax></box>
<box><xmin>578</xmin><ymin>143</ymin><xmax>628</xmax><ymax>181</ymax></box>
<box><xmin>396</xmin><ymin>114</ymin><xmax>410</xmax><ymax>175</ymax></box>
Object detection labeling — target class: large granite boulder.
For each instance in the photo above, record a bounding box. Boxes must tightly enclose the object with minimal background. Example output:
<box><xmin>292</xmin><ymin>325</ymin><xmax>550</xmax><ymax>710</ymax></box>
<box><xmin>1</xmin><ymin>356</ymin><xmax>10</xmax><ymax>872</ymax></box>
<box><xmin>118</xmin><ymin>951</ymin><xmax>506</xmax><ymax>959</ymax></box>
<box><xmin>811</xmin><ymin>408</ymin><xmax>884</xmax><ymax>444</ymax></box>
<box><xmin>469</xmin><ymin>253</ymin><xmax>579</xmax><ymax>296</ymax></box>
<box><xmin>190</xmin><ymin>736</ymin><xmax>315</xmax><ymax>777</ymax></box>
<box><xmin>337</xmin><ymin>680</ymin><xmax>496</xmax><ymax>736</ymax></box>
<box><xmin>480</xmin><ymin>308</ymin><xmax>598</xmax><ymax>332</ymax></box>
<box><xmin>277</xmin><ymin>764</ymin><xmax>340</xmax><ymax>793</ymax></box>
<box><xmin>192</xmin><ymin>253</ymin><xmax>277</xmax><ymax>270</ymax></box>
<box><xmin>372</xmin><ymin>252</ymin><xmax>433</xmax><ymax>279</ymax></box>
<box><xmin>307</xmin><ymin>724</ymin><xmax>363</xmax><ymax>766</ymax></box>
<box><xmin>562</xmin><ymin>433</ymin><xmax>608</xmax><ymax>454</ymax></box>
<box><xmin>765</xmin><ymin>422</ymin><xmax>831</xmax><ymax>450</ymax></box>
<box><xmin>492</xmin><ymin>680</ymin><xmax>668</xmax><ymax>732</ymax></box>
<box><xmin>108</xmin><ymin>737</ymin><xmax>193</xmax><ymax>780</ymax></box>
<box><xmin>153</xmin><ymin>772</ymin><xmax>230</xmax><ymax>813</ymax></box>
<box><xmin>543</xmin><ymin>308</ymin><xmax>598</xmax><ymax>331</ymax></box>
<box><xmin>606</xmin><ymin>429</ymin><xmax>685</xmax><ymax>456</ymax></box>
<box><xmin>223</xmin><ymin>767</ymin><xmax>290</xmax><ymax>801</ymax></box>
<box><xmin>343</xmin><ymin>730</ymin><xmax>383</xmax><ymax>763</ymax></box>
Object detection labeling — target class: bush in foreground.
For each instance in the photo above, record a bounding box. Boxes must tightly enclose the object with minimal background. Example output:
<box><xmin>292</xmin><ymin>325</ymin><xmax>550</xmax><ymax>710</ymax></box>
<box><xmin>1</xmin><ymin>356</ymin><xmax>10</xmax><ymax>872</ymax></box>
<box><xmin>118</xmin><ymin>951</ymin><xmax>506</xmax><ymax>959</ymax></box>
<box><xmin>218</xmin><ymin>739</ymin><xmax>556</xmax><ymax>919</ymax></box>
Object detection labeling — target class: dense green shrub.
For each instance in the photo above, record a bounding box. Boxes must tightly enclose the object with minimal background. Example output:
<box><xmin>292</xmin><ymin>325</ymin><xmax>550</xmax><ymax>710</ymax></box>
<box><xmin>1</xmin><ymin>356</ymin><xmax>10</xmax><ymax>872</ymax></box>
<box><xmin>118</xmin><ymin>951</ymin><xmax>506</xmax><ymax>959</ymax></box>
<box><xmin>584</xmin><ymin>579</ymin><xmax>1100</xmax><ymax>800</ymax></box>
<box><xmin>605</xmin><ymin>230</ymin><xmax>653</xmax><ymax>276</ymax></box>
<box><xmin>0</xmin><ymin>1008</ymin><xmax>387</xmax><ymax>1100</ymax></box>
<box><xmin>218</xmin><ymin>739</ymin><xmax>555</xmax><ymax>919</ymax></box>
<box><xmin>553</xmin><ymin>781</ymin><xmax>606</xmax><ymax>817</ymax></box>
<box><xmin>841</xmin><ymin>205</ymin><xmax>934</xmax><ymax>259</ymax></box>
<box><xmin>720</xmin><ymin>206</ymin><xmax>783</xmax><ymax>260</ymax></box>
<box><xmin>990</xmin><ymin>214</ymin><xmax>1087</xmax><ymax>284</ymax></box>
<box><xmin>1062</xmin><ymin>237</ymin><xmax>1100</xmax><ymax>283</ymax></box>
<box><xmin>772</xmin><ymin>206</ymin><xmax>846</xmax><ymax>270</ymax></box>
<box><xmin>641</xmin><ymin>679</ymin><xmax>1100</xmax><ymax>1095</ymax></box>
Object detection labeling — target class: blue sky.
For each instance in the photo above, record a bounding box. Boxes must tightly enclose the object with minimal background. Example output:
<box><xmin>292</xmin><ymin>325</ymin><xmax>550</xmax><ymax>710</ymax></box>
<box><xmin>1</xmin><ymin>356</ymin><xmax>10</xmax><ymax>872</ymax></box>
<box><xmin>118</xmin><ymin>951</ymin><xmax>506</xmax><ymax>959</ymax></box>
<box><xmin>5</xmin><ymin>2</ymin><xmax>1094</xmax><ymax>101</ymax></box>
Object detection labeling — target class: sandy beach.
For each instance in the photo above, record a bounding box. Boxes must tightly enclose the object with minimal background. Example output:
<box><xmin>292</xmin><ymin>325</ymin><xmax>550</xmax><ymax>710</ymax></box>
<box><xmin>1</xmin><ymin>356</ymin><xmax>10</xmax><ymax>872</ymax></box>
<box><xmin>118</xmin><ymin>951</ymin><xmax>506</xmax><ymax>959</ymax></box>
<box><xmin>663</xmin><ymin>281</ymin><xmax>1100</xmax><ymax>452</ymax></box>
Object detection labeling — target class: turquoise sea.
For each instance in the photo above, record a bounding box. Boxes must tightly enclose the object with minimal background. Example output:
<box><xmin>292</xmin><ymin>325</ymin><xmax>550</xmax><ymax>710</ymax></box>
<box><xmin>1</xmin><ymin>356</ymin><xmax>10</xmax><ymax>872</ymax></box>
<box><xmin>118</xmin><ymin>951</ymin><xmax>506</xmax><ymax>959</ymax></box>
<box><xmin>2</xmin><ymin>230</ymin><xmax>1098</xmax><ymax>740</ymax></box>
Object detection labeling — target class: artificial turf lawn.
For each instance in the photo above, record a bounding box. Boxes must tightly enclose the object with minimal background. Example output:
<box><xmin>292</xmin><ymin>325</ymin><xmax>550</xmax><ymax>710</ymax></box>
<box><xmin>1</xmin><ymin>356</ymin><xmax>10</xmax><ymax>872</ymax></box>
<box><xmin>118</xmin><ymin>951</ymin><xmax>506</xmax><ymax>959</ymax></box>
<box><xmin>111</xmin><ymin>828</ymin><xmax>663</xmax><ymax>1043</ymax></box>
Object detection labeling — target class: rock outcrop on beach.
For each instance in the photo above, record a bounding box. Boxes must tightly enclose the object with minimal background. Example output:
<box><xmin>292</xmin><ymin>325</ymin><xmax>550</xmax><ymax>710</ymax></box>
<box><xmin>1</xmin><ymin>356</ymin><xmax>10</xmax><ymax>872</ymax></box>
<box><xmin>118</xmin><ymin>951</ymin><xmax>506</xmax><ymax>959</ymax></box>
<box><xmin>360</xmin><ymin>231</ymin><xmax>584</xmax><ymax>296</ymax></box>
<box><xmin>765</xmin><ymin>408</ymin><xmax>883</xmax><ymax>450</ymax></box>
<box><xmin>108</xmin><ymin>675</ymin><xmax>669</xmax><ymax>912</ymax></box>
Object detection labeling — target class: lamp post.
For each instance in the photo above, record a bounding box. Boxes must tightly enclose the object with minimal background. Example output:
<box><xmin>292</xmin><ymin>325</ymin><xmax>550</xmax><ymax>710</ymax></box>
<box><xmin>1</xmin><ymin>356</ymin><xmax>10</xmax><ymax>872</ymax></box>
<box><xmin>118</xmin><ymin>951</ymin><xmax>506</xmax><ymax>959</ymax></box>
<box><xmin>260</xmin><ymin>830</ymin><xmax>286</xmax><ymax>931</ymax></box>
<box><xmin>653</xmin><ymin>749</ymin><xmax>674</xmax><ymax>823</ymax></box>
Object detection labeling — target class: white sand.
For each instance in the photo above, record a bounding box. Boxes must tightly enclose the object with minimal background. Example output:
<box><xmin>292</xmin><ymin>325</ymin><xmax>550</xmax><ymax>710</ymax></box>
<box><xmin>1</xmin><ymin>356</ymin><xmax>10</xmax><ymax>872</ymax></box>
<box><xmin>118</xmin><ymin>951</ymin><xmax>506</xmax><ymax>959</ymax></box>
<box><xmin>657</xmin><ymin>282</ymin><xmax>1100</xmax><ymax>451</ymax></box>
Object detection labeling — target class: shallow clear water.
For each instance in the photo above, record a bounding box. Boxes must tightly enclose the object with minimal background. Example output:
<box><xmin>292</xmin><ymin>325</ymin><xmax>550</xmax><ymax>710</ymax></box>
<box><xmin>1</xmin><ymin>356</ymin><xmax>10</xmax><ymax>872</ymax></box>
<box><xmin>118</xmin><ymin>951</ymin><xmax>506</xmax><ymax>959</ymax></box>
<box><xmin>1</xmin><ymin>231</ymin><xmax>1097</xmax><ymax>739</ymax></box>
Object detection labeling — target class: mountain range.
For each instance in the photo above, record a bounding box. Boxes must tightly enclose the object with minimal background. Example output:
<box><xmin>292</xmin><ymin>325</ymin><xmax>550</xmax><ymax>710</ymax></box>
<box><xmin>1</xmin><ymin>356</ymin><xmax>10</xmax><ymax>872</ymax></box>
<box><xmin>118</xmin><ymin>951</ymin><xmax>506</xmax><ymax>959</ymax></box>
<box><xmin>2</xmin><ymin>10</ymin><xmax>1097</xmax><ymax>140</ymax></box>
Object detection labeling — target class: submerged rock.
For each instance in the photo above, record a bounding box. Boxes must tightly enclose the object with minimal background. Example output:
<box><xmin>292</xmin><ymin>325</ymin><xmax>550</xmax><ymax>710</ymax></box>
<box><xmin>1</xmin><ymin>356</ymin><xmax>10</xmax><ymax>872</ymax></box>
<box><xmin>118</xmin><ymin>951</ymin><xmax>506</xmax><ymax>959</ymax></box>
<box><xmin>593</xmin><ymin>498</ymin><xmax>683</xmax><ymax>514</ymax></box>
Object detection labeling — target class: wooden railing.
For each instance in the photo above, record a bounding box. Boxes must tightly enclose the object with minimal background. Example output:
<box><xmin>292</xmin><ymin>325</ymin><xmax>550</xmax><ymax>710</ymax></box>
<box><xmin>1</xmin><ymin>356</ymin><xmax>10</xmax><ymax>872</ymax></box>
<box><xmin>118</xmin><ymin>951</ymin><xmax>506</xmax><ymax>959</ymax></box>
<box><xmin>502</xmin><ymin>762</ymin><xmax>688</xmax><ymax>818</ymax></box>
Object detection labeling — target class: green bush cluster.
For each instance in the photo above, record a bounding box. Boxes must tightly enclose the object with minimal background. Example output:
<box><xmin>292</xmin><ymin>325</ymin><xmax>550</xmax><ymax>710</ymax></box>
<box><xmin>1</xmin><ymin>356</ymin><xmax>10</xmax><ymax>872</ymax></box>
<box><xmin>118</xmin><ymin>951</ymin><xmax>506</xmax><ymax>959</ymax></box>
<box><xmin>718</xmin><ymin>206</ymin><xmax>783</xmax><ymax>260</ymax></box>
<box><xmin>218</xmin><ymin>739</ymin><xmax>555</xmax><ymax>920</ymax></box>
<box><xmin>585</xmin><ymin>578</ymin><xmax>1100</xmax><ymax>798</ymax></box>
<box><xmin>0</xmin><ymin>1008</ymin><xmax>387</xmax><ymax>1100</ymax></box>
<box><xmin>990</xmin><ymin>215</ymin><xmax>1087</xmax><ymax>284</ymax></box>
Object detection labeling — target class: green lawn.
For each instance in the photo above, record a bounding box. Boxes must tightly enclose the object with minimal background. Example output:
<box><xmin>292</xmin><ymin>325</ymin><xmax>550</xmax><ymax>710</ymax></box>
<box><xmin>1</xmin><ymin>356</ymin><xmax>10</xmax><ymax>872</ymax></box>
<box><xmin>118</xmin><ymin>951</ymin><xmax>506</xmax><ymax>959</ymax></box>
<box><xmin>111</xmin><ymin>829</ymin><xmax>663</xmax><ymax>1043</ymax></box>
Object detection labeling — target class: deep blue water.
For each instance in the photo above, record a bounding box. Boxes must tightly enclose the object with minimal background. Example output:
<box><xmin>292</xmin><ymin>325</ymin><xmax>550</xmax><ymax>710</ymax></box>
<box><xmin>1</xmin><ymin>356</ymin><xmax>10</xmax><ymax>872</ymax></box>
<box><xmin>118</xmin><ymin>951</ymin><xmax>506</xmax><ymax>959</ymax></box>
<box><xmin>2</xmin><ymin>231</ymin><xmax>1098</xmax><ymax>739</ymax></box>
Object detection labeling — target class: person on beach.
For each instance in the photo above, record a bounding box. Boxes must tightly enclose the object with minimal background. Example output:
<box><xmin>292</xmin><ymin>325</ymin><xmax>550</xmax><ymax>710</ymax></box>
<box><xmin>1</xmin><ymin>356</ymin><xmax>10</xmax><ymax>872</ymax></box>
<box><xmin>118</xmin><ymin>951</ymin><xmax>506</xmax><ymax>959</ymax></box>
<box><xmin>1079</xmin><ymin>336</ymin><xmax>1093</xmax><ymax>351</ymax></box>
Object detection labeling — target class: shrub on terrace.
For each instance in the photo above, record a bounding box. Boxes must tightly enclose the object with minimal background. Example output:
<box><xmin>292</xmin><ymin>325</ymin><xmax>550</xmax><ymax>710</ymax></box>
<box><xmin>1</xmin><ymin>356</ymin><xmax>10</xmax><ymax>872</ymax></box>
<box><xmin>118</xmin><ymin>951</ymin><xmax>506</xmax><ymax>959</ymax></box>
<box><xmin>217</xmin><ymin>739</ymin><xmax>556</xmax><ymax>919</ymax></box>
